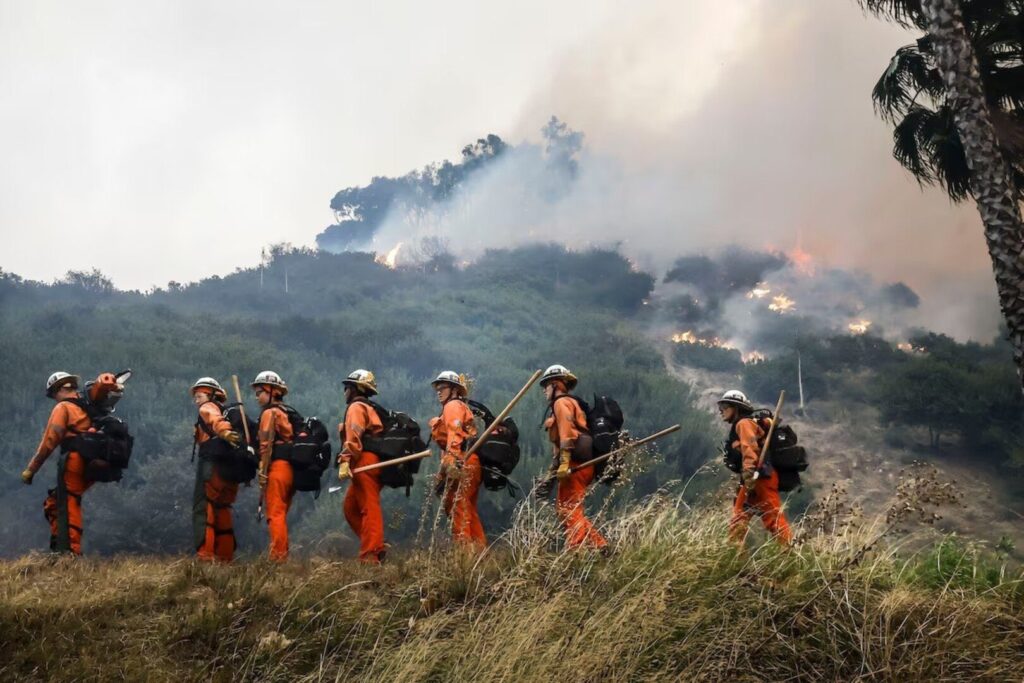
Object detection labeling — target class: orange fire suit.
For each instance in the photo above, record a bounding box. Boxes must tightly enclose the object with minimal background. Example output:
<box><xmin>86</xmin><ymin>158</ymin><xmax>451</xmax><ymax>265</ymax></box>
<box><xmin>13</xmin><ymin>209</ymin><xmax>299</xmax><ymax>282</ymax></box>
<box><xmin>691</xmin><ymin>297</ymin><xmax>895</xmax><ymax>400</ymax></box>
<box><xmin>430</xmin><ymin>399</ymin><xmax>485</xmax><ymax>549</ymax></box>
<box><xmin>193</xmin><ymin>401</ymin><xmax>239</xmax><ymax>561</ymax></box>
<box><xmin>259</xmin><ymin>404</ymin><xmax>295</xmax><ymax>561</ymax></box>
<box><xmin>29</xmin><ymin>400</ymin><xmax>93</xmax><ymax>554</ymax></box>
<box><xmin>340</xmin><ymin>400</ymin><xmax>387</xmax><ymax>563</ymax></box>
<box><xmin>728</xmin><ymin>417</ymin><xmax>792</xmax><ymax>545</ymax></box>
<box><xmin>546</xmin><ymin>396</ymin><xmax>607</xmax><ymax>549</ymax></box>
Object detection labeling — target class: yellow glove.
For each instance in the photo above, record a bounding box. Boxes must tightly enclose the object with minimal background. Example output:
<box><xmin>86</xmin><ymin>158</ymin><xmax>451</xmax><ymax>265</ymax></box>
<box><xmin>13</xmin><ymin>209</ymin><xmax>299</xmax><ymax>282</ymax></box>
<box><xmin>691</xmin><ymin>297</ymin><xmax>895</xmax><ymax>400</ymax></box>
<box><xmin>742</xmin><ymin>469</ymin><xmax>757</xmax><ymax>493</ymax></box>
<box><xmin>556</xmin><ymin>450</ymin><xmax>572</xmax><ymax>481</ymax></box>
<box><xmin>21</xmin><ymin>468</ymin><xmax>34</xmax><ymax>485</ymax></box>
<box><xmin>338</xmin><ymin>461</ymin><xmax>352</xmax><ymax>481</ymax></box>
<box><xmin>223</xmin><ymin>431</ymin><xmax>241</xmax><ymax>447</ymax></box>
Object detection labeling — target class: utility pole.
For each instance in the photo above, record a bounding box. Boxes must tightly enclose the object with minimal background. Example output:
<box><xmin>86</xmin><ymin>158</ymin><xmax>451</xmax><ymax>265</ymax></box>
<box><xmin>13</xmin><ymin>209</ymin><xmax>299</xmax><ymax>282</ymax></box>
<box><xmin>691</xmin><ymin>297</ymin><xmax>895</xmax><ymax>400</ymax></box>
<box><xmin>797</xmin><ymin>351</ymin><xmax>806</xmax><ymax>416</ymax></box>
<box><xmin>260</xmin><ymin>248</ymin><xmax>266</xmax><ymax>291</ymax></box>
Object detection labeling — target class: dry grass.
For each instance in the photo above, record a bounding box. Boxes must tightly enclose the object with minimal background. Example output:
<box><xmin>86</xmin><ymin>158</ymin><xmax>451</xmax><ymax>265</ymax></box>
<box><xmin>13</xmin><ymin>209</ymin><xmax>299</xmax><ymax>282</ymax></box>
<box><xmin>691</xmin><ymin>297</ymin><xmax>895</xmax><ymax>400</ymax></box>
<box><xmin>2</xmin><ymin>467</ymin><xmax>1023</xmax><ymax>682</ymax></box>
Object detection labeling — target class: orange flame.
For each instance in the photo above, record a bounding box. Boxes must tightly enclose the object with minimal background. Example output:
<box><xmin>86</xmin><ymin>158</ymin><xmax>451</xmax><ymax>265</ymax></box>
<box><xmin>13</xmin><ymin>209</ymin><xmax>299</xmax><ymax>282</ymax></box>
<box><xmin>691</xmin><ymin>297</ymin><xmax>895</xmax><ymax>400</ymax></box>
<box><xmin>848</xmin><ymin>319</ymin><xmax>872</xmax><ymax>335</ymax></box>
<box><xmin>670</xmin><ymin>331</ymin><xmax>734</xmax><ymax>349</ymax></box>
<box><xmin>789</xmin><ymin>246</ymin><xmax>815</xmax><ymax>275</ymax></box>
<box><xmin>768</xmin><ymin>294</ymin><xmax>795</xmax><ymax>313</ymax></box>
<box><xmin>742</xmin><ymin>351</ymin><xmax>766</xmax><ymax>364</ymax></box>
<box><xmin>375</xmin><ymin>242</ymin><xmax>404</xmax><ymax>269</ymax></box>
<box><xmin>746</xmin><ymin>284</ymin><xmax>771</xmax><ymax>299</ymax></box>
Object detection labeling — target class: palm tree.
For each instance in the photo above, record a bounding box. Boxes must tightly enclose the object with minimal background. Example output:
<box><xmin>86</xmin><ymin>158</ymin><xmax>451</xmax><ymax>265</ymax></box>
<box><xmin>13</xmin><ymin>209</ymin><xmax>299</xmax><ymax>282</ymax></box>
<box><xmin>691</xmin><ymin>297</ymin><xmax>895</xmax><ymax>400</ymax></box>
<box><xmin>864</xmin><ymin>0</ymin><xmax>1024</xmax><ymax>390</ymax></box>
<box><xmin>867</xmin><ymin>1</ymin><xmax>1023</xmax><ymax>201</ymax></box>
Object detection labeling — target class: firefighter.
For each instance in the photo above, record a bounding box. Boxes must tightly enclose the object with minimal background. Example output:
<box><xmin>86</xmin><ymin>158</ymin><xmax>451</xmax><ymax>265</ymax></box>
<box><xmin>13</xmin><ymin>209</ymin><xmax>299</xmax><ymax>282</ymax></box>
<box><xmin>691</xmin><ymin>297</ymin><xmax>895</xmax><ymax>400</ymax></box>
<box><xmin>21</xmin><ymin>371</ymin><xmax>122</xmax><ymax>555</ymax></box>
<box><xmin>191</xmin><ymin>377</ymin><xmax>243</xmax><ymax>562</ymax></box>
<box><xmin>540</xmin><ymin>364</ymin><xmax>607</xmax><ymax>550</ymax></box>
<box><xmin>429</xmin><ymin>371</ymin><xmax>486</xmax><ymax>550</ymax></box>
<box><xmin>336</xmin><ymin>369</ymin><xmax>388</xmax><ymax>564</ymax></box>
<box><xmin>253</xmin><ymin>371</ymin><xmax>294</xmax><ymax>562</ymax></box>
<box><xmin>718</xmin><ymin>390</ymin><xmax>792</xmax><ymax>546</ymax></box>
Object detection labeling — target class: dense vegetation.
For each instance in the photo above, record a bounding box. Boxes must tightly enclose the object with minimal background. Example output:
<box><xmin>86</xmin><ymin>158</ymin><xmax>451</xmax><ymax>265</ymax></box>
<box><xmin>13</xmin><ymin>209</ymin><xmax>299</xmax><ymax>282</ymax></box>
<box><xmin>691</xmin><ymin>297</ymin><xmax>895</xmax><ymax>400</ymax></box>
<box><xmin>0</xmin><ymin>244</ymin><xmax>714</xmax><ymax>558</ymax></box>
<box><xmin>739</xmin><ymin>331</ymin><xmax>1024</xmax><ymax>469</ymax></box>
<box><xmin>5</xmin><ymin>236</ymin><xmax>1021</xmax><ymax>561</ymax></box>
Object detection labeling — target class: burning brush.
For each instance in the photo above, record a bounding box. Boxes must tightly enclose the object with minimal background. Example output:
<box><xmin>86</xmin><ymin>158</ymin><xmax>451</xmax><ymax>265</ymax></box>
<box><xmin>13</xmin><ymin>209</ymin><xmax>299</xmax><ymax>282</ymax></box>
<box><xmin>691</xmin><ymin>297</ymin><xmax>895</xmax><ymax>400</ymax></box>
<box><xmin>375</xmin><ymin>242</ymin><xmax>404</xmax><ymax>269</ymax></box>
<box><xmin>670</xmin><ymin>330</ymin><xmax>733</xmax><ymax>349</ymax></box>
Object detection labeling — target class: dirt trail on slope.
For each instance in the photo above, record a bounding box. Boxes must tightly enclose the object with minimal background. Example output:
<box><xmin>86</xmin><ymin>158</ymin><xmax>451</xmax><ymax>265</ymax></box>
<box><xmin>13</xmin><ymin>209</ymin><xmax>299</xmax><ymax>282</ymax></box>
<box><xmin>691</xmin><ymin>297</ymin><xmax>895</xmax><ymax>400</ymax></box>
<box><xmin>664</xmin><ymin>347</ymin><xmax>1024</xmax><ymax>552</ymax></box>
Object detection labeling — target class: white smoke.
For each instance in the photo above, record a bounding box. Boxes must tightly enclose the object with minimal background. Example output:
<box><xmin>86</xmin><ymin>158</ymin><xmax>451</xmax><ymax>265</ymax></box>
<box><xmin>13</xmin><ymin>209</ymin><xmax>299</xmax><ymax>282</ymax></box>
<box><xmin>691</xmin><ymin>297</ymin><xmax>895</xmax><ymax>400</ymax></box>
<box><xmin>357</xmin><ymin>0</ymin><xmax>1004</xmax><ymax>342</ymax></box>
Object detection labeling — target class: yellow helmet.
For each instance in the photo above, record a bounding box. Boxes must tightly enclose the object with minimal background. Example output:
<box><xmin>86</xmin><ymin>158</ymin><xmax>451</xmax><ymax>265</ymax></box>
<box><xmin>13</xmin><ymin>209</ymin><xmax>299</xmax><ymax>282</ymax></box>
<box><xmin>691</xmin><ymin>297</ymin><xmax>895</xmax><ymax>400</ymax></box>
<box><xmin>343</xmin><ymin>369</ymin><xmax>378</xmax><ymax>396</ymax></box>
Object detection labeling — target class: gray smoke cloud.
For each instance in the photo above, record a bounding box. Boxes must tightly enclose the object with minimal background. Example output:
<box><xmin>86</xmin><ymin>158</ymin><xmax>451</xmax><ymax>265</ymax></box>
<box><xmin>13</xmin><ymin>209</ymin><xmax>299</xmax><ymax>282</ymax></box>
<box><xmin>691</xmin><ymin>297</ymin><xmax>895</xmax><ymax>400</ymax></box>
<box><xmin>361</xmin><ymin>0</ymin><xmax>1002</xmax><ymax>343</ymax></box>
<box><xmin>635</xmin><ymin>242</ymin><xmax>958</xmax><ymax>359</ymax></box>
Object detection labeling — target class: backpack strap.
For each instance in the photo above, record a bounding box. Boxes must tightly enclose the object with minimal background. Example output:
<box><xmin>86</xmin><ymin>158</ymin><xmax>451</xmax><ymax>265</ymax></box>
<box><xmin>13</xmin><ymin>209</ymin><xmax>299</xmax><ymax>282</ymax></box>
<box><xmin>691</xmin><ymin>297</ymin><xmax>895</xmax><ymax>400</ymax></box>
<box><xmin>732</xmin><ymin>417</ymin><xmax>769</xmax><ymax>476</ymax></box>
<box><xmin>193</xmin><ymin>400</ymin><xmax>223</xmax><ymax>462</ymax></box>
<box><xmin>265</xmin><ymin>402</ymin><xmax>303</xmax><ymax>432</ymax></box>
<box><xmin>58</xmin><ymin>396</ymin><xmax>98</xmax><ymax>437</ymax></box>
<box><xmin>195</xmin><ymin>400</ymin><xmax>222</xmax><ymax>438</ymax></box>
<box><xmin>340</xmin><ymin>397</ymin><xmax>370</xmax><ymax>441</ymax></box>
<box><xmin>361</xmin><ymin>398</ymin><xmax>389</xmax><ymax>424</ymax></box>
<box><xmin>466</xmin><ymin>399</ymin><xmax>496</xmax><ymax>427</ymax></box>
<box><xmin>540</xmin><ymin>394</ymin><xmax>585</xmax><ymax>428</ymax></box>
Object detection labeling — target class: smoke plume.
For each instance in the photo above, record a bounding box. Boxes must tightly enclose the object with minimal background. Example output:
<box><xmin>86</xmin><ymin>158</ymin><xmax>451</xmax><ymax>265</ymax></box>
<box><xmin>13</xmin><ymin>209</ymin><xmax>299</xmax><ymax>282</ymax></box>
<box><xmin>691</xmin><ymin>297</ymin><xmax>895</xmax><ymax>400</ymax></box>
<box><xmin>320</xmin><ymin>0</ymin><xmax>1001</xmax><ymax>343</ymax></box>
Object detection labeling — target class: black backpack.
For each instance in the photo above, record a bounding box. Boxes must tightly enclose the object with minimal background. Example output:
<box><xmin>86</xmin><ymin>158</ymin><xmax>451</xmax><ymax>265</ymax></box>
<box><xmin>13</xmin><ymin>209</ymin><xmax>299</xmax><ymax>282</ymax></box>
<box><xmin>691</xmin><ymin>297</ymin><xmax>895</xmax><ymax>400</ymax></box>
<box><xmin>723</xmin><ymin>409</ymin><xmax>807</xmax><ymax>492</ymax></box>
<box><xmin>273</xmin><ymin>405</ymin><xmax>332</xmax><ymax>494</ymax></box>
<box><xmin>550</xmin><ymin>394</ymin><xmax>625</xmax><ymax>484</ymax></box>
<box><xmin>61</xmin><ymin>396</ymin><xmax>134</xmax><ymax>483</ymax></box>
<box><xmin>467</xmin><ymin>399</ymin><xmax>521</xmax><ymax>492</ymax></box>
<box><xmin>194</xmin><ymin>402</ymin><xmax>259</xmax><ymax>484</ymax></box>
<box><xmin>359</xmin><ymin>399</ymin><xmax>427</xmax><ymax>495</ymax></box>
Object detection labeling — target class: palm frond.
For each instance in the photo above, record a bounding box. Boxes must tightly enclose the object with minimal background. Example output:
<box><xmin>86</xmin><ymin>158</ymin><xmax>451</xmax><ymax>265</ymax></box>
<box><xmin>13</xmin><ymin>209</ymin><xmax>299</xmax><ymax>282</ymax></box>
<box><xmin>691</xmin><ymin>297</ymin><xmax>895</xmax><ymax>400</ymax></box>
<box><xmin>923</xmin><ymin>105</ymin><xmax>973</xmax><ymax>202</ymax></box>
<box><xmin>868</xmin><ymin>0</ymin><xmax>1023</xmax><ymax>203</ymax></box>
<box><xmin>991</xmin><ymin>108</ymin><xmax>1024</xmax><ymax>157</ymax></box>
<box><xmin>858</xmin><ymin>0</ymin><xmax>926</xmax><ymax>29</ymax></box>
<box><xmin>892</xmin><ymin>106</ymin><xmax>936</xmax><ymax>182</ymax></box>
<box><xmin>986</xmin><ymin>64</ymin><xmax>1024</xmax><ymax>110</ymax></box>
<box><xmin>873</xmin><ymin>44</ymin><xmax>944</xmax><ymax>120</ymax></box>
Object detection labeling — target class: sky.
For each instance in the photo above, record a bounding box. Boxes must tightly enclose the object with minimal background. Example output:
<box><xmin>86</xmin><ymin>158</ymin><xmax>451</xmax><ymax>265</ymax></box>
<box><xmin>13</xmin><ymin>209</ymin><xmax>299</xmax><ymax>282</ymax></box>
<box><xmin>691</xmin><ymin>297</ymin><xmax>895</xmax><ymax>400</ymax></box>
<box><xmin>0</xmin><ymin>0</ymin><xmax>1002</xmax><ymax>339</ymax></box>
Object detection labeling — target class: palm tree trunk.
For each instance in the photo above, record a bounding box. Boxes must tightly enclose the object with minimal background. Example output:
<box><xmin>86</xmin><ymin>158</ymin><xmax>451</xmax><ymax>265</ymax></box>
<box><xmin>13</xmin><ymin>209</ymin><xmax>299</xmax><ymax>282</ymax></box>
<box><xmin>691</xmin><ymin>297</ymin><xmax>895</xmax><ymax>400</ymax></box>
<box><xmin>921</xmin><ymin>0</ymin><xmax>1024</xmax><ymax>391</ymax></box>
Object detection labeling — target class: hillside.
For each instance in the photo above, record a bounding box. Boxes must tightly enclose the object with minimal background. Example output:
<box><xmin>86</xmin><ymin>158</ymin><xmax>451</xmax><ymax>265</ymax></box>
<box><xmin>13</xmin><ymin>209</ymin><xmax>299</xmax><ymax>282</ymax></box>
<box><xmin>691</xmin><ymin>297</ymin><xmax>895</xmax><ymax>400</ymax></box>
<box><xmin>0</xmin><ymin>245</ymin><xmax>715</xmax><ymax>558</ymax></box>
<box><xmin>4</xmin><ymin>246</ymin><xmax>1024</xmax><ymax>681</ymax></box>
<box><xmin>665</xmin><ymin>348</ymin><xmax>1024</xmax><ymax>555</ymax></box>
<box><xmin>3</xmin><ymin>488</ymin><xmax>1022</xmax><ymax>682</ymax></box>
<box><xmin>3</xmin><ymin>243</ymin><xmax>1023</xmax><ymax>562</ymax></box>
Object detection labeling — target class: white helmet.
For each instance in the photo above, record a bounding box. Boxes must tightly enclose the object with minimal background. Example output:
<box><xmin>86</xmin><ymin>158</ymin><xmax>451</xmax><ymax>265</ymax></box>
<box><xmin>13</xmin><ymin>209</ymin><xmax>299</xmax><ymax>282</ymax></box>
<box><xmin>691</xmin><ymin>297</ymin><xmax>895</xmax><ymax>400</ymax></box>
<box><xmin>342</xmin><ymin>369</ymin><xmax>378</xmax><ymax>396</ymax></box>
<box><xmin>718</xmin><ymin>389</ymin><xmax>753</xmax><ymax>411</ymax></box>
<box><xmin>251</xmin><ymin>370</ymin><xmax>288</xmax><ymax>396</ymax></box>
<box><xmin>191</xmin><ymin>377</ymin><xmax>226</xmax><ymax>401</ymax></box>
<box><xmin>540</xmin><ymin>364</ymin><xmax>578</xmax><ymax>390</ymax></box>
<box><xmin>432</xmin><ymin>370</ymin><xmax>468</xmax><ymax>392</ymax></box>
<box><xmin>46</xmin><ymin>371</ymin><xmax>81</xmax><ymax>397</ymax></box>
